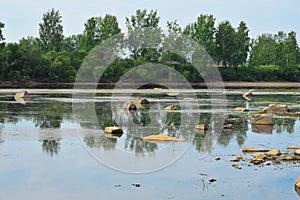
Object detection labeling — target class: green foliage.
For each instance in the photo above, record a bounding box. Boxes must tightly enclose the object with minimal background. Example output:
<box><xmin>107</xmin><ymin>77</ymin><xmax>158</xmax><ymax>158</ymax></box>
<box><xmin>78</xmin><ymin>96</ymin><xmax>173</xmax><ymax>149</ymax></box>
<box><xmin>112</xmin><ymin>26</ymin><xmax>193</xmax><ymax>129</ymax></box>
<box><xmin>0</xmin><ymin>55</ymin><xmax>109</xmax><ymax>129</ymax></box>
<box><xmin>39</xmin><ymin>8</ymin><xmax>64</xmax><ymax>52</ymax></box>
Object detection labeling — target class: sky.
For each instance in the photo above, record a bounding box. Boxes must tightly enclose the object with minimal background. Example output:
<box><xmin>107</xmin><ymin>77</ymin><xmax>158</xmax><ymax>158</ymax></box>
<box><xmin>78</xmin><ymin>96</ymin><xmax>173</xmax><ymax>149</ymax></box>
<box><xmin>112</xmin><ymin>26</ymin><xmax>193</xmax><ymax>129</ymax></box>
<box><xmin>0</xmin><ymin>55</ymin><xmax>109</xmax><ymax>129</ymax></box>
<box><xmin>1</xmin><ymin>0</ymin><xmax>300</xmax><ymax>43</ymax></box>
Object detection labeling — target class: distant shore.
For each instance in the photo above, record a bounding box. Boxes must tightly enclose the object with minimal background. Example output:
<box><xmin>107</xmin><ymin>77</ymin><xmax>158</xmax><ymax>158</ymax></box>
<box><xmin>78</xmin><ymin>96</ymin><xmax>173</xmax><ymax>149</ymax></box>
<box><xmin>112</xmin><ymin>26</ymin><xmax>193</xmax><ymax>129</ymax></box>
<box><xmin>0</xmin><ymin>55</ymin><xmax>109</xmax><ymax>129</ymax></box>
<box><xmin>1</xmin><ymin>81</ymin><xmax>300</xmax><ymax>89</ymax></box>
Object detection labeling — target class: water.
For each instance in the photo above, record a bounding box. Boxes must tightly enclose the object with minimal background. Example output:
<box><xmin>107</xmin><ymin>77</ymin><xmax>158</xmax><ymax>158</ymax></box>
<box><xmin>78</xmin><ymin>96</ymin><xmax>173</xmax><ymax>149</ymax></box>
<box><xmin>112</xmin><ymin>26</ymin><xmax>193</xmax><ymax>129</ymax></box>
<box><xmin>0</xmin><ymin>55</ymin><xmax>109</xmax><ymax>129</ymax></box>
<box><xmin>0</xmin><ymin>89</ymin><xmax>299</xmax><ymax>199</ymax></box>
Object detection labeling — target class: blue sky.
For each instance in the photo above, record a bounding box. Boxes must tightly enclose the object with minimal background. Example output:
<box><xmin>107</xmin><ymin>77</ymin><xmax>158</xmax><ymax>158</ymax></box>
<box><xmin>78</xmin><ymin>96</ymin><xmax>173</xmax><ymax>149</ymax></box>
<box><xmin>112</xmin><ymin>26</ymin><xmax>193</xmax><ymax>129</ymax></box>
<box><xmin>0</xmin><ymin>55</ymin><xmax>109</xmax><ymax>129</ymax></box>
<box><xmin>1</xmin><ymin>0</ymin><xmax>300</xmax><ymax>42</ymax></box>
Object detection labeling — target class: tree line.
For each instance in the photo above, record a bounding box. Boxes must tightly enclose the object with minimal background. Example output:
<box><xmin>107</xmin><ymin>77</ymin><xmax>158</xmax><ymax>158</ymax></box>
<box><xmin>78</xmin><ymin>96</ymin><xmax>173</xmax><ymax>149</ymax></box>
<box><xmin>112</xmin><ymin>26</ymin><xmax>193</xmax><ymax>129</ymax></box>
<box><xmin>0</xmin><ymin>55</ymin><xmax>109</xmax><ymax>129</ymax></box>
<box><xmin>0</xmin><ymin>8</ymin><xmax>299</xmax><ymax>82</ymax></box>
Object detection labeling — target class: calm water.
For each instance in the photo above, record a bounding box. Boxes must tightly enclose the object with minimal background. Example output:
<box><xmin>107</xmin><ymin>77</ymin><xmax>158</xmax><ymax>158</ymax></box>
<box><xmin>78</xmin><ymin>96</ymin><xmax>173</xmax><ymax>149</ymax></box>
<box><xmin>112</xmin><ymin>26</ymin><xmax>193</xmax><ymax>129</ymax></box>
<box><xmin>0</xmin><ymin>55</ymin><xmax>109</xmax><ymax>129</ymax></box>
<box><xmin>0</xmin><ymin>89</ymin><xmax>300</xmax><ymax>200</ymax></box>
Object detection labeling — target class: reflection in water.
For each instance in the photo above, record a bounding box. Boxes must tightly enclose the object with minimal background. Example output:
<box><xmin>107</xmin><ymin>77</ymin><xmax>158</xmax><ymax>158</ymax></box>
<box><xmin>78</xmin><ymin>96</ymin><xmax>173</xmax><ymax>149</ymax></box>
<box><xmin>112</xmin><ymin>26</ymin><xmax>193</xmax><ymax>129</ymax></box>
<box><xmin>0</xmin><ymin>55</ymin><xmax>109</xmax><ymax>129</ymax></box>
<box><xmin>0</xmin><ymin>92</ymin><xmax>298</xmax><ymax>157</ymax></box>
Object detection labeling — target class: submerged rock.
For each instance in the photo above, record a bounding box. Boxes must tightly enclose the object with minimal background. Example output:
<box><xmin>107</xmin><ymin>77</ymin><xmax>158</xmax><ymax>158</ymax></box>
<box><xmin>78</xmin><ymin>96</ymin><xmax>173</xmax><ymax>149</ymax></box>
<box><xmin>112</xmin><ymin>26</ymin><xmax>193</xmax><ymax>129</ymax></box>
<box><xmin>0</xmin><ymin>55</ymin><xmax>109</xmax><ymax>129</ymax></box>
<box><xmin>142</xmin><ymin>134</ymin><xmax>184</xmax><ymax>142</ymax></box>
<box><xmin>251</xmin><ymin>114</ymin><xmax>273</xmax><ymax>125</ymax></box>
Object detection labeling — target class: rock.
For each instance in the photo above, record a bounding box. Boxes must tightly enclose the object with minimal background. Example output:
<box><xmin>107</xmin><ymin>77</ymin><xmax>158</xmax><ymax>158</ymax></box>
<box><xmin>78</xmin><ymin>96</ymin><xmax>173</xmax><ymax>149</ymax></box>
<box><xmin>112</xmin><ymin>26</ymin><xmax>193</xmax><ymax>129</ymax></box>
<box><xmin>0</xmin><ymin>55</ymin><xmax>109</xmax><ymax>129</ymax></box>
<box><xmin>251</xmin><ymin>114</ymin><xmax>273</xmax><ymax>125</ymax></box>
<box><xmin>288</xmin><ymin>146</ymin><xmax>298</xmax><ymax>150</ymax></box>
<box><xmin>215</xmin><ymin>157</ymin><xmax>221</xmax><ymax>161</ymax></box>
<box><xmin>167</xmin><ymin>90</ymin><xmax>179</xmax><ymax>96</ymax></box>
<box><xmin>183</xmin><ymin>98</ymin><xmax>195</xmax><ymax>100</ymax></box>
<box><xmin>281</xmin><ymin>156</ymin><xmax>300</xmax><ymax>161</ymax></box>
<box><xmin>234</xmin><ymin>107</ymin><xmax>249</xmax><ymax>112</ymax></box>
<box><xmin>226</xmin><ymin>118</ymin><xmax>241</xmax><ymax>122</ymax></box>
<box><xmin>294</xmin><ymin>149</ymin><xmax>300</xmax><ymax>155</ymax></box>
<box><xmin>209</xmin><ymin>178</ymin><xmax>216</xmax><ymax>183</ymax></box>
<box><xmin>133</xmin><ymin>97</ymin><xmax>149</xmax><ymax>105</ymax></box>
<box><xmin>265</xmin><ymin>149</ymin><xmax>281</xmax><ymax>156</ymax></box>
<box><xmin>14</xmin><ymin>90</ymin><xmax>30</xmax><ymax>104</ymax></box>
<box><xmin>105</xmin><ymin>133</ymin><xmax>123</xmax><ymax>138</ymax></box>
<box><xmin>132</xmin><ymin>183</ymin><xmax>141</xmax><ymax>187</ymax></box>
<box><xmin>142</xmin><ymin>134</ymin><xmax>184</xmax><ymax>142</ymax></box>
<box><xmin>195</xmin><ymin>124</ymin><xmax>209</xmax><ymax>130</ymax></box>
<box><xmin>104</xmin><ymin>126</ymin><xmax>123</xmax><ymax>135</ymax></box>
<box><xmin>295</xmin><ymin>176</ymin><xmax>300</xmax><ymax>196</ymax></box>
<box><xmin>223</xmin><ymin>124</ymin><xmax>233</xmax><ymax>129</ymax></box>
<box><xmin>232</xmin><ymin>164</ymin><xmax>242</xmax><ymax>169</ymax></box>
<box><xmin>122</xmin><ymin>101</ymin><xmax>137</xmax><ymax>111</ymax></box>
<box><xmin>165</xmin><ymin>105</ymin><xmax>178</xmax><ymax>110</ymax></box>
<box><xmin>252</xmin><ymin>124</ymin><xmax>273</xmax><ymax>134</ymax></box>
<box><xmin>230</xmin><ymin>154</ymin><xmax>243</xmax><ymax>162</ymax></box>
<box><xmin>259</xmin><ymin>104</ymin><xmax>289</xmax><ymax>114</ymax></box>
<box><xmin>251</xmin><ymin>153</ymin><xmax>266</xmax><ymax>164</ymax></box>
<box><xmin>242</xmin><ymin>146</ymin><xmax>269</xmax><ymax>153</ymax></box>
<box><xmin>243</xmin><ymin>89</ymin><xmax>254</xmax><ymax>101</ymax></box>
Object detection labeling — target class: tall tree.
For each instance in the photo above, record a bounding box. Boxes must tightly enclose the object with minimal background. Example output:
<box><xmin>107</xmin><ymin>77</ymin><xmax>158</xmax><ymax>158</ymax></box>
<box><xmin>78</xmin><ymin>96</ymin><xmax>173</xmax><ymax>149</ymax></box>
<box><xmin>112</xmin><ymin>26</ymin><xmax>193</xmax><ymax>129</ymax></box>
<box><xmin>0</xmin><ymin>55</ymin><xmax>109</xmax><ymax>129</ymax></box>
<box><xmin>183</xmin><ymin>14</ymin><xmax>216</xmax><ymax>59</ymax></box>
<box><xmin>0</xmin><ymin>21</ymin><xmax>5</xmax><ymax>49</ymax></box>
<box><xmin>215</xmin><ymin>21</ymin><xmax>235</xmax><ymax>67</ymax></box>
<box><xmin>39</xmin><ymin>8</ymin><xmax>64</xmax><ymax>52</ymax></box>
<box><xmin>79</xmin><ymin>14</ymin><xmax>120</xmax><ymax>52</ymax></box>
<box><xmin>284</xmin><ymin>31</ymin><xmax>299</xmax><ymax>66</ymax></box>
<box><xmin>125</xmin><ymin>9</ymin><xmax>162</xmax><ymax>60</ymax></box>
<box><xmin>233</xmin><ymin>21</ymin><xmax>250</xmax><ymax>68</ymax></box>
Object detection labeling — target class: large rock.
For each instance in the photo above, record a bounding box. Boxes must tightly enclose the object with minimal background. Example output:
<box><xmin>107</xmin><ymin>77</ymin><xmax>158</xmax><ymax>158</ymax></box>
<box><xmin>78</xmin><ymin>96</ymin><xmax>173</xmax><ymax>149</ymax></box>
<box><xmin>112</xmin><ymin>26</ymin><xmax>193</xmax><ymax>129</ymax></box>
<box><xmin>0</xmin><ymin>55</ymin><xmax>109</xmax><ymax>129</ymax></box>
<box><xmin>265</xmin><ymin>149</ymin><xmax>281</xmax><ymax>156</ymax></box>
<box><xmin>260</xmin><ymin>104</ymin><xmax>289</xmax><ymax>114</ymax></box>
<box><xmin>295</xmin><ymin>176</ymin><xmax>300</xmax><ymax>196</ymax></box>
<box><xmin>251</xmin><ymin>114</ymin><xmax>273</xmax><ymax>125</ymax></box>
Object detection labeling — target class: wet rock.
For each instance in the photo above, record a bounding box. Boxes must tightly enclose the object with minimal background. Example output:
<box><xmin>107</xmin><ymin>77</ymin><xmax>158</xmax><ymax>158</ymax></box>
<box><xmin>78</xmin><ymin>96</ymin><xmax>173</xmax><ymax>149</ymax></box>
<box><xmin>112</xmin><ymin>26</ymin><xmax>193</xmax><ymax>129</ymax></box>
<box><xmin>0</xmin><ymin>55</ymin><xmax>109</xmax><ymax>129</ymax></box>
<box><xmin>142</xmin><ymin>134</ymin><xmax>184</xmax><ymax>142</ymax></box>
<box><xmin>209</xmin><ymin>178</ymin><xmax>216</xmax><ymax>183</ymax></box>
<box><xmin>133</xmin><ymin>97</ymin><xmax>149</xmax><ymax>105</ymax></box>
<box><xmin>164</xmin><ymin>105</ymin><xmax>178</xmax><ymax>110</ymax></box>
<box><xmin>252</xmin><ymin>124</ymin><xmax>273</xmax><ymax>134</ymax></box>
<box><xmin>230</xmin><ymin>154</ymin><xmax>243</xmax><ymax>162</ymax></box>
<box><xmin>242</xmin><ymin>146</ymin><xmax>269</xmax><ymax>153</ymax></box>
<box><xmin>259</xmin><ymin>104</ymin><xmax>289</xmax><ymax>114</ymax></box>
<box><xmin>215</xmin><ymin>157</ymin><xmax>221</xmax><ymax>161</ymax></box>
<box><xmin>265</xmin><ymin>149</ymin><xmax>281</xmax><ymax>156</ymax></box>
<box><xmin>281</xmin><ymin>156</ymin><xmax>300</xmax><ymax>161</ymax></box>
<box><xmin>232</xmin><ymin>164</ymin><xmax>242</xmax><ymax>169</ymax></box>
<box><xmin>14</xmin><ymin>90</ymin><xmax>30</xmax><ymax>104</ymax></box>
<box><xmin>288</xmin><ymin>146</ymin><xmax>298</xmax><ymax>150</ymax></box>
<box><xmin>195</xmin><ymin>124</ymin><xmax>209</xmax><ymax>130</ymax></box>
<box><xmin>294</xmin><ymin>150</ymin><xmax>300</xmax><ymax>155</ymax></box>
<box><xmin>223</xmin><ymin>124</ymin><xmax>233</xmax><ymax>129</ymax></box>
<box><xmin>251</xmin><ymin>114</ymin><xmax>273</xmax><ymax>125</ymax></box>
<box><xmin>251</xmin><ymin>153</ymin><xmax>266</xmax><ymax>165</ymax></box>
<box><xmin>234</xmin><ymin>107</ymin><xmax>249</xmax><ymax>112</ymax></box>
<box><xmin>295</xmin><ymin>176</ymin><xmax>300</xmax><ymax>196</ymax></box>
<box><xmin>243</xmin><ymin>89</ymin><xmax>254</xmax><ymax>101</ymax></box>
<box><xmin>122</xmin><ymin>101</ymin><xmax>137</xmax><ymax>111</ymax></box>
<box><xmin>132</xmin><ymin>183</ymin><xmax>141</xmax><ymax>187</ymax></box>
<box><xmin>104</xmin><ymin>126</ymin><xmax>123</xmax><ymax>135</ymax></box>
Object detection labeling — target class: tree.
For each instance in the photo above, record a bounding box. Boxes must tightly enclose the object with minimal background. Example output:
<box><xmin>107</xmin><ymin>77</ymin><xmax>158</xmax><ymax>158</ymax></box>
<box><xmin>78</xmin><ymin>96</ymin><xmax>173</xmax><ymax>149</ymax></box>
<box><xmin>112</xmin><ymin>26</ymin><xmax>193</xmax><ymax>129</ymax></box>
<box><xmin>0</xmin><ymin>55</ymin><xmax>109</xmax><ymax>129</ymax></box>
<box><xmin>63</xmin><ymin>34</ymin><xmax>81</xmax><ymax>52</ymax></box>
<box><xmin>0</xmin><ymin>21</ymin><xmax>5</xmax><ymax>49</ymax></box>
<box><xmin>284</xmin><ymin>31</ymin><xmax>298</xmax><ymax>66</ymax></box>
<box><xmin>233</xmin><ymin>21</ymin><xmax>250</xmax><ymax>68</ymax></box>
<box><xmin>215</xmin><ymin>21</ymin><xmax>235</xmax><ymax>67</ymax></box>
<box><xmin>183</xmin><ymin>14</ymin><xmax>216</xmax><ymax>59</ymax></box>
<box><xmin>125</xmin><ymin>9</ymin><xmax>162</xmax><ymax>60</ymax></box>
<box><xmin>249</xmin><ymin>33</ymin><xmax>277</xmax><ymax>66</ymax></box>
<box><xmin>39</xmin><ymin>8</ymin><xmax>64</xmax><ymax>52</ymax></box>
<box><xmin>79</xmin><ymin>14</ymin><xmax>121</xmax><ymax>52</ymax></box>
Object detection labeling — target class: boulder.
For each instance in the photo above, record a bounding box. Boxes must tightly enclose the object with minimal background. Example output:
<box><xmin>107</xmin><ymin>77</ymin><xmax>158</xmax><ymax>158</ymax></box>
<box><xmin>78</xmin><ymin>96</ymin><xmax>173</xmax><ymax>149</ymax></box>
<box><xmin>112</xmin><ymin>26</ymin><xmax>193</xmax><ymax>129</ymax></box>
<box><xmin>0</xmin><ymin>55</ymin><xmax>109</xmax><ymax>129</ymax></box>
<box><xmin>234</xmin><ymin>107</ymin><xmax>249</xmax><ymax>112</ymax></box>
<box><xmin>133</xmin><ymin>97</ymin><xmax>149</xmax><ymax>105</ymax></box>
<box><xmin>165</xmin><ymin>105</ymin><xmax>178</xmax><ymax>110</ymax></box>
<box><xmin>195</xmin><ymin>124</ymin><xmax>209</xmax><ymax>130</ymax></box>
<box><xmin>142</xmin><ymin>134</ymin><xmax>184</xmax><ymax>142</ymax></box>
<box><xmin>242</xmin><ymin>146</ymin><xmax>269</xmax><ymax>153</ymax></box>
<box><xmin>265</xmin><ymin>149</ymin><xmax>281</xmax><ymax>156</ymax></box>
<box><xmin>295</xmin><ymin>176</ymin><xmax>300</xmax><ymax>196</ymax></box>
<box><xmin>294</xmin><ymin>149</ymin><xmax>300</xmax><ymax>155</ymax></box>
<box><xmin>259</xmin><ymin>104</ymin><xmax>289</xmax><ymax>114</ymax></box>
<box><xmin>122</xmin><ymin>101</ymin><xmax>137</xmax><ymax>111</ymax></box>
<box><xmin>104</xmin><ymin>126</ymin><xmax>123</xmax><ymax>135</ymax></box>
<box><xmin>251</xmin><ymin>114</ymin><xmax>273</xmax><ymax>125</ymax></box>
<box><xmin>251</xmin><ymin>153</ymin><xmax>266</xmax><ymax>164</ymax></box>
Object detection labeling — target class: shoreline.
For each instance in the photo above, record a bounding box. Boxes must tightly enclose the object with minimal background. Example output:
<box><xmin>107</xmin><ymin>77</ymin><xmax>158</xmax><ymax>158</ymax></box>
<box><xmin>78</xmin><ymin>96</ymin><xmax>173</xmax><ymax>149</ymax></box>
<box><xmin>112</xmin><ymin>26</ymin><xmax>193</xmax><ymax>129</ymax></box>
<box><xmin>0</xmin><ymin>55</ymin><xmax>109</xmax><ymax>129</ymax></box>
<box><xmin>1</xmin><ymin>81</ymin><xmax>300</xmax><ymax>88</ymax></box>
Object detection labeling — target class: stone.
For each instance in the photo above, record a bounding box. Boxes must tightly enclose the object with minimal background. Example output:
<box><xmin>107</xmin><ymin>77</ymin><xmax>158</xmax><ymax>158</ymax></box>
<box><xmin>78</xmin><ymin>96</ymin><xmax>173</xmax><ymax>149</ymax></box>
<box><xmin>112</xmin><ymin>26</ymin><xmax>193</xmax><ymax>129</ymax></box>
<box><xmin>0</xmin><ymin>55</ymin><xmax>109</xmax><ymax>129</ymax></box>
<box><xmin>232</xmin><ymin>164</ymin><xmax>242</xmax><ymax>169</ymax></box>
<box><xmin>209</xmin><ymin>178</ymin><xmax>216</xmax><ymax>183</ymax></box>
<box><xmin>226</xmin><ymin>118</ymin><xmax>241</xmax><ymax>122</ymax></box>
<box><xmin>230</xmin><ymin>154</ymin><xmax>243</xmax><ymax>162</ymax></box>
<box><xmin>234</xmin><ymin>107</ymin><xmax>249</xmax><ymax>112</ymax></box>
<box><xmin>288</xmin><ymin>146</ymin><xmax>298</xmax><ymax>150</ymax></box>
<box><xmin>251</xmin><ymin>114</ymin><xmax>273</xmax><ymax>125</ymax></box>
<box><xmin>195</xmin><ymin>124</ymin><xmax>209</xmax><ymax>130</ymax></box>
<box><xmin>265</xmin><ymin>149</ymin><xmax>281</xmax><ymax>156</ymax></box>
<box><xmin>164</xmin><ymin>105</ymin><xmax>178</xmax><ymax>110</ymax></box>
<box><xmin>295</xmin><ymin>176</ymin><xmax>300</xmax><ymax>196</ymax></box>
<box><xmin>243</xmin><ymin>89</ymin><xmax>254</xmax><ymax>101</ymax></box>
<box><xmin>259</xmin><ymin>104</ymin><xmax>289</xmax><ymax>114</ymax></box>
<box><xmin>122</xmin><ymin>101</ymin><xmax>137</xmax><ymax>111</ymax></box>
<box><xmin>133</xmin><ymin>97</ymin><xmax>149</xmax><ymax>105</ymax></box>
<box><xmin>223</xmin><ymin>124</ymin><xmax>233</xmax><ymax>129</ymax></box>
<box><xmin>215</xmin><ymin>157</ymin><xmax>221</xmax><ymax>161</ymax></box>
<box><xmin>104</xmin><ymin>126</ymin><xmax>123</xmax><ymax>135</ymax></box>
<box><xmin>294</xmin><ymin>149</ymin><xmax>300</xmax><ymax>155</ymax></box>
<box><xmin>142</xmin><ymin>134</ymin><xmax>184</xmax><ymax>142</ymax></box>
<box><xmin>251</xmin><ymin>153</ymin><xmax>266</xmax><ymax>165</ymax></box>
<box><xmin>183</xmin><ymin>98</ymin><xmax>195</xmax><ymax>100</ymax></box>
<box><xmin>242</xmin><ymin>146</ymin><xmax>269</xmax><ymax>153</ymax></box>
<box><xmin>167</xmin><ymin>90</ymin><xmax>179</xmax><ymax>96</ymax></box>
<box><xmin>14</xmin><ymin>90</ymin><xmax>30</xmax><ymax>104</ymax></box>
<box><xmin>281</xmin><ymin>156</ymin><xmax>300</xmax><ymax>161</ymax></box>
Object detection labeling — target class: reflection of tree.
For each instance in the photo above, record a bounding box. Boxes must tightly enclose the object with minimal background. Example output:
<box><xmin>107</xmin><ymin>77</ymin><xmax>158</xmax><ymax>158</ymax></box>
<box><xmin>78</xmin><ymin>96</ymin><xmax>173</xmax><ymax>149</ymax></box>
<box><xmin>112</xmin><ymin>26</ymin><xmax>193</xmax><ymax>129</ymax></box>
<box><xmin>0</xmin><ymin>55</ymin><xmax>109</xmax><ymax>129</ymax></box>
<box><xmin>124</xmin><ymin>135</ymin><xmax>158</xmax><ymax>155</ymax></box>
<box><xmin>42</xmin><ymin>139</ymin><xmax>61</xmax><ymax>156</ymax></box>
<box><xmin>84</xmin><ymin>135</ymin><xmax>117</xmax><ymax>151</ymax></box>
<box><xmin>273</xmin><ymin>117</ymin><xmax>296</xmax><ymax>134</ymax></box>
